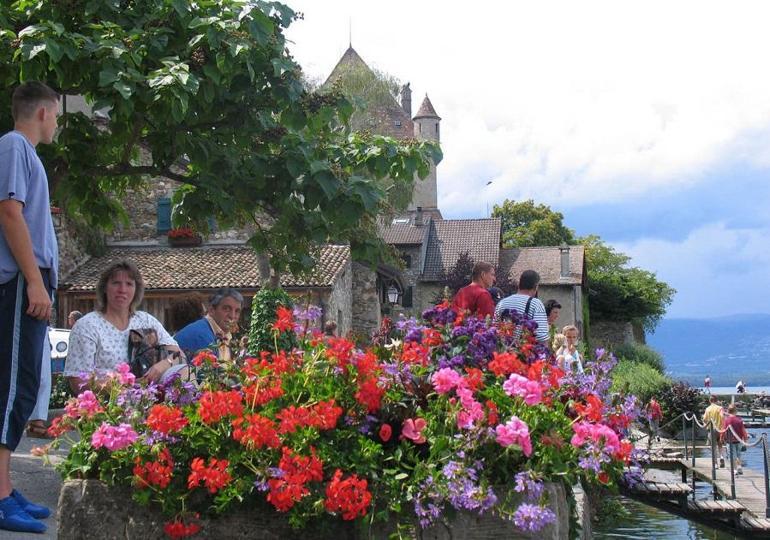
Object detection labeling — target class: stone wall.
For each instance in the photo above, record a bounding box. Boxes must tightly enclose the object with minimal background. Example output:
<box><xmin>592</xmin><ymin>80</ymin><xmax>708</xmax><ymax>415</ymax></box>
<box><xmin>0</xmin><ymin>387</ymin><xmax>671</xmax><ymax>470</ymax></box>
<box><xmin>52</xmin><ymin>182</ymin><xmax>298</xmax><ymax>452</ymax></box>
<box><xmin>54</xmin><ymin>211</ymin><xmax>91</xmax><ymax>284</ymax></box>
<box><xmin>590</xmin><ymin>320</ymin><xmax>637</xmax><ymax>349</ymax></box>
<box><xmin>58</xmin><ymin>479</ymin><xmax>574</xmax><ymax>540</ymax></box>
<box><xmin>538</xmin><ymin>285</ymin><xmax>583</xmax><ymax>335</ymax></box>
<box><xmin>326</xmin><ymin>260</ymin><xmax>353</xmax><ymax>335</ymax></box>
<box><xmin>351</xmin><ymin>262</ymin><xmax>381</xmax><ymax>338</ymax></box>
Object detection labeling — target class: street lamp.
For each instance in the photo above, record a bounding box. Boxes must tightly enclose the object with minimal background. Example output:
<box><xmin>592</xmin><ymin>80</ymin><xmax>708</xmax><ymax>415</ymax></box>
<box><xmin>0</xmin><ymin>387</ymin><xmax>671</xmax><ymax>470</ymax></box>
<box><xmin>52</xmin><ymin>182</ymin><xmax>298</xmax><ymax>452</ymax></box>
<box><xmin>387</xmin><ymin>284</ymin><xmax>400</xmax><ymax>305</ymax></box>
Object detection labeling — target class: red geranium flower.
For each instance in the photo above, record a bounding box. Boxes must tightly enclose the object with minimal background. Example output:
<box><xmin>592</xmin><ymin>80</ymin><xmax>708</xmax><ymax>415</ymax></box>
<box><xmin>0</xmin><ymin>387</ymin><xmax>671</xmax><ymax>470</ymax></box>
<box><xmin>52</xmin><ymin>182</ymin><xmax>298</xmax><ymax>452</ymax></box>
<box><xmin>197</xmin><ymin>390</ymin><xmax>243</xmax><ymax>424</ymax></box>
<box><xmin>187</xmin><ymin>457</ymin><xmax>232</xmax><ymax>494</ymax></box>
<box><xmin>272</xmin><ymin>305</ymin><xmax>294</xmax><ymax>333</ymax></box>
<box><xmin>400</xmin><ymin>341</ymin><xmax>429</xmax><ymax>366</ymax></box>
<box><xmin>192</xmin><ymin>350</ymin><xmax>218</xmax><ymax>368</ymax></box>
<box><xmin>379</xmin><ymin>423</ymin><xmax>392</xmax><ymax>442</ymax></box>
<box><xmin>324</xmin><ymin>469</ymin><xmax>372</xmax><ymax>520</ymax></box>
<box><xmin>232</xmin><ymin>413</ymin><xmax>281</xmax><ymax>449</ymax></box>
<box><xmin>488</xmin><ymin>351</ymin><xmax>526</xmax><ymax>377</ymax></box>
<box><xmin>355</xmin><ymin>378</ymin><xmax>385</xmax><ymax>413</ymax></box>
<box><xmin>146</xmin><ymin>404</ymin><xmax>188</xmax><ymax>434</ymax></box>
<box><xmin>134</xmin><ymin>448</ymin><xmax>174</xmax><ymax>489</ymax></box>
<box><xmin>163</xmin><ymin>515</ymin><xmax>201</xmax><ymax>539</ymax></box>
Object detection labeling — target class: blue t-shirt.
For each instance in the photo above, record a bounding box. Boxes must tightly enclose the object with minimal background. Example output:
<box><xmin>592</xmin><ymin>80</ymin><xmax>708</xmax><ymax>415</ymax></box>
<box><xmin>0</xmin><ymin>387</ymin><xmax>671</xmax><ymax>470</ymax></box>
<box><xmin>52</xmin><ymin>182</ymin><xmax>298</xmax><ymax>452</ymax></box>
<box><xmin>0</xmin><ymin>131</ymin><xmax>58</xmax><ymax>287</ymax></box>
<box><xmin>173</xmin><ymin>317</ymin><xmax>216</xmax><ymax>357</ymax></box>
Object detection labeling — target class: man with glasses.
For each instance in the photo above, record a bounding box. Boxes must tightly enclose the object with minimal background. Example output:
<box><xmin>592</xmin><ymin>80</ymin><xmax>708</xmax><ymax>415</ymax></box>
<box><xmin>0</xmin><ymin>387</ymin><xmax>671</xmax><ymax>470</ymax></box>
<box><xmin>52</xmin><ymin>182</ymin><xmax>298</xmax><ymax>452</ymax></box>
<box><xmin>174</xmin><ymin>288</ymin><xmax>243</xmax><ymax>361</ymax></box>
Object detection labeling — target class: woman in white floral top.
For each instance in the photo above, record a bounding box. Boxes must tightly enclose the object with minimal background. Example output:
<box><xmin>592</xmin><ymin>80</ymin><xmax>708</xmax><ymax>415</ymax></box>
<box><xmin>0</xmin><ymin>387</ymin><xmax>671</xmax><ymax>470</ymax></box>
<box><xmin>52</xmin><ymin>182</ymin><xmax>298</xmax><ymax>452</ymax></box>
<box><xmin>64</xmin><ymin>260</ymin><xmax>187</xmax><ymax>392</ymax></box>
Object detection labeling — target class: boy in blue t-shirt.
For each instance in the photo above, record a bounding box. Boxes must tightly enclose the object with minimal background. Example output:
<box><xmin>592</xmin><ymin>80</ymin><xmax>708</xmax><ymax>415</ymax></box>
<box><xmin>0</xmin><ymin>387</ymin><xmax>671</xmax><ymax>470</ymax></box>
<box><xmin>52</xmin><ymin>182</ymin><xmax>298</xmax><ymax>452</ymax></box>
<box><xmin>0</xmin><ymin>81</ymin><xmax>60</xmax><ymax>533</ymax></box>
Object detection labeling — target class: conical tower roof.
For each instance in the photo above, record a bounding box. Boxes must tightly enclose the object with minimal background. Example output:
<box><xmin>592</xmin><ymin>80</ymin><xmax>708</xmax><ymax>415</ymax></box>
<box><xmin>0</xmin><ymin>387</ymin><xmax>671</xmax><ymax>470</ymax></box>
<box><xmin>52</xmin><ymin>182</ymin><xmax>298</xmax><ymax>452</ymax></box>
<box><xmin>413</xmin><ymin>95</ymin><xmax>441</xmax><ymax>120</ymax></box>
<box><xmin>323</xmin><ymin>46</ymin><xmax>371</xmax><ymax>86</ymax></box>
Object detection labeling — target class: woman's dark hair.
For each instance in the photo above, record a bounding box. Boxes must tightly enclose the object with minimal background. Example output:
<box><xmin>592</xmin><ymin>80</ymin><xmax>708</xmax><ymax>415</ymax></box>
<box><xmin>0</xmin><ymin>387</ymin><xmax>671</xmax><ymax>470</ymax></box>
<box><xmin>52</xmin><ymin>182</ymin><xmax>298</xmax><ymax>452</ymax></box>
<box><xmin>169</xmin><ymin>293</ymin><xmax>205</xmax><ymax>332</ymax></box>
<box><xmin>95</xmin><ymin>260</ymin><xmax>145</xmax><ymax>313</ymax></box>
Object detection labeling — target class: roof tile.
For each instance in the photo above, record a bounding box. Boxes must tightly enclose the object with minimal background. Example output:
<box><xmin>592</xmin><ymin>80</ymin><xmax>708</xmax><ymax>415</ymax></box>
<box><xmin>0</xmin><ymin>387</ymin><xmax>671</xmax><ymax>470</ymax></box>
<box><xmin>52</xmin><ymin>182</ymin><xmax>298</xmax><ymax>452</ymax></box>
<box><xmin>60</xmin><ymin>245</ymin><xmax>350</xmax><ymax>291</ymax></box>
<box><xmin>499</xmin><ymin>246</ymin><xmax>585</xmax><ymax>286</ymax></box>
<box><xmin>422</xmin><ymin>219</ymin><xmax>501</xmax><ymax>281</ymax></box>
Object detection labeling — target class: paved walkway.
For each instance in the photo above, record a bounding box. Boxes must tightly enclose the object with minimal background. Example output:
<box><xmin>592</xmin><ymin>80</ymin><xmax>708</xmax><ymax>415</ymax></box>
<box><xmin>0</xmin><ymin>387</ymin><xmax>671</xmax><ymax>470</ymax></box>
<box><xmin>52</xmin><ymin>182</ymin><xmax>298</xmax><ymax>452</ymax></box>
<box><xmin>0</xmin><ymin>434</ymin><xmax>66</xmax><ymax>540</ymax></box>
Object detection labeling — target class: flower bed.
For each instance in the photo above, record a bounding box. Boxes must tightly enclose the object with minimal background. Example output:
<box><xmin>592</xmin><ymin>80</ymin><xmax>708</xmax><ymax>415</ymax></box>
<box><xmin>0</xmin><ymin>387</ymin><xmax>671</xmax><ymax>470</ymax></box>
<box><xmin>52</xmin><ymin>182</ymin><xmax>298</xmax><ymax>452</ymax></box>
<box><xmin>51</xmin><ymin>302</ymin><xmax>640</xmax><ymax>539</ymax></box>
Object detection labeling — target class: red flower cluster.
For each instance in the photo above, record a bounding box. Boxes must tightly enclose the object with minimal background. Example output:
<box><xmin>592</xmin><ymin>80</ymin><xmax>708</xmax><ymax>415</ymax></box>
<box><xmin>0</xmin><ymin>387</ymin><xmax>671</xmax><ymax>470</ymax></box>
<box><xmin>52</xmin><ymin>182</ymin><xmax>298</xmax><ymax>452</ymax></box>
<box><xmin>243</xmin><ymin>377</ymin><xmax>284</xmax><ymax>407</ymax></box>
<box><xmin>485</xmin><ymin>400</ymin><xmax>499</xmax><ymax>425</ymax></box>
<box><xmin>267</xmin><ymin>447</ymin><xmax>324</xmax><ymax>511</ymax></box>
<box><xmin>324</xmin><ymin>469</ymin><xmax>372</xmax><ymax>520</ymax></box>
<box><xmin>421</xmin><ymin>328</ymin><xmax>444</xmax><ymax>347</ymax></box>
<box><xmin>325</xmin><ymin>337</ymin><xmax>355</xmax><ymax>369</ymax></box>
<box><xmin>272</xmin><ymin>305</ymin><xmax>294</xmax><ymax>333</ymax></box>
<box><xmin>187</xmin><ymin>457</ymin><xmax>232</xmax><ymax>494</ymax></box>
<box><xmin>353</xmin><ymin>350</ymin><xmax>381</xmax><ymax>379</ymax></box>
<box><xmin>192</xmin><ymin>350</ymin><xmax>218</xmax><ymax>368</ymax></box>
<box><xmin>147</xmin><ymin>404</ymin><xmax>188</xmax><ymax>434</ymax></box>
<box><xmin>244</xmin><ymin>350</ymin><xmax>299</xmax><ymax>378</ymax></box>
<box><xmin>488</xmin><ymin>351</ymin><xmax>526</xmax><ymax>377</ymax></box>
<box><xmin>134</xmin><ymin>448</ymin><xmax>174</xmax><ymax>489</ymax></box>
<box><xmin>163</xmin><ymin>516</ymin><xmax>201</xmax><ymax>539</ymax></box>
<box><xmin>167</xmin><ymin>227</ymin><xmax>196</xmax><ymax>240</ymax></box>
<box><xmin>197</xmin><ymin>390</ymin><xmax>243</xmax><ymax>424</ymax></box>
<box><xmin>463</xmin><ymin>367</ymin><xmax>485</xmax><ymax>392</ymax></box>
<box><xmin>574</xmin><ymin>394</ymin><xmax>604</xmax><ymax>423</ymax></box>
<box><xmin>355</xmin><ymin>378</ymin><xmax>385</xmax><ymax>413</ymax></box>
<box><xmin>47</xmin><ymin>416</ymin><xmax>71</xmax><ymax>437</ymax></box>
<box><xmin>232</xmin><ymin>413</ymin><xmax>281</xmax><ymax>449</ymax></box>
<box><xmin>275</xmin><ymin>399</ymin><xmax>343</xmax><ymax>434</ymax></box>
<box><xmin>400</xmin><ymin>341</ymin><xmax>429</xmax><ymax>366</ymax></box>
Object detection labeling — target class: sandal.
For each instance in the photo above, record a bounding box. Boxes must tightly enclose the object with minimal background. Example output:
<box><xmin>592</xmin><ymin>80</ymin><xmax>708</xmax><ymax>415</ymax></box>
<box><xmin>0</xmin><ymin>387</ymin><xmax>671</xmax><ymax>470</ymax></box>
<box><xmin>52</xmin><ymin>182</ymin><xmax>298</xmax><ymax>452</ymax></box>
<box><xmin>26</xmin><ymin>420</ymin><xmax>53</xmax><ymax>439</ymax></box>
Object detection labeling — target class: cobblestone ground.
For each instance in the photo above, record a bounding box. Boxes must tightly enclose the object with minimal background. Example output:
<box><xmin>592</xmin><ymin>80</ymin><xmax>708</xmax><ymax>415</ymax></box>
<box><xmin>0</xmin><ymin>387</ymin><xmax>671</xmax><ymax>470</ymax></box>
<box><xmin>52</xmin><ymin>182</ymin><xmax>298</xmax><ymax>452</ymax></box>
<box><xmin>0</xmin><ymin>433</ymin><xmax>67</xmax><ymax>540</ymax></box>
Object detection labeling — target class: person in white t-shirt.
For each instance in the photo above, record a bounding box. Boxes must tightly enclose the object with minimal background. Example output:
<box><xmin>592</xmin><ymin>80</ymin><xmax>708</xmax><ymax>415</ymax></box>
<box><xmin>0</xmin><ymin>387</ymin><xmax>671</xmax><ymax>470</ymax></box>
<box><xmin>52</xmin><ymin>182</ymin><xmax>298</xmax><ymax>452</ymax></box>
<box><xmin>556</xmin><ymin>325</ymin><xmax>584</xmax><ymax>374</ymax></box>
<box><xmin>64</xmin><ymin>260</ymin><xmax>187</xmax><ymax>392</ymax></box>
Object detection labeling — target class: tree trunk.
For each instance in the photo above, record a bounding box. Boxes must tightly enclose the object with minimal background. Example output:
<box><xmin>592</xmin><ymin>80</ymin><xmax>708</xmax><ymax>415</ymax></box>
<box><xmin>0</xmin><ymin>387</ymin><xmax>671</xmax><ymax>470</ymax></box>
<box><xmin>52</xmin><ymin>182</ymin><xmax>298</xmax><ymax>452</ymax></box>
<box><xmin>256</xmin><ymin>252</ymin><xmax>280</xmax><ymax>289</ymax></box>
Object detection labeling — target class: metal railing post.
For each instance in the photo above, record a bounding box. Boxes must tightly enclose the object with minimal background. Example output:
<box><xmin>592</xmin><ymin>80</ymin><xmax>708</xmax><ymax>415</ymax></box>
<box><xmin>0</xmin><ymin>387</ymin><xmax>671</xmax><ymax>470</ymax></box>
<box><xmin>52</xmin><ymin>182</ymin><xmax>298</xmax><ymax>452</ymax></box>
<box><xmin>729</xmin><ymin>441</ymin><xmax>736</xmax><ymax>499</ymax></box>
<box><xmin>683</xmin><ymin>415</ymin><xmax>688</xmax><ymax>460</ymax></box>
<box><xmin>762</xmin><ymin>433</ymin><xmax>770</xmax><ymax>518</ymax></box>
<box><xmin>691</xmin><ymin>418</ymin><xmax>696</xmax><ymax>468</ymax></box>
<box><xmin>711</xmin><ymin>423</ymin><xmax>718</xmax><ymax>500</ymax></box>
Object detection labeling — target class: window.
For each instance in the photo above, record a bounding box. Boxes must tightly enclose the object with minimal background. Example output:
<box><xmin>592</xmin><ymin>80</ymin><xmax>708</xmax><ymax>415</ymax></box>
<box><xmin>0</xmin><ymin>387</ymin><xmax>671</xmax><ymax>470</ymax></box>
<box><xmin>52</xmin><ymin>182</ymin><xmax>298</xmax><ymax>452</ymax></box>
<box><xmin>157</xmin><ymin>198</ymin><xmax>171</xmax><ymax>234</ymax></box>
<box><xmin>402</xmin><ymin>286</ymin><xmax>413</xmax><ymax>308</ymax></box>
<box><xmin>394</xmin><ymin>120</ymin><xmax>402</xmax><ymax>127</ymax></box>
<box><xmin>392</xmin><ymin>218</ymin><xmax>409</xmax><ymax>225</ymax></box>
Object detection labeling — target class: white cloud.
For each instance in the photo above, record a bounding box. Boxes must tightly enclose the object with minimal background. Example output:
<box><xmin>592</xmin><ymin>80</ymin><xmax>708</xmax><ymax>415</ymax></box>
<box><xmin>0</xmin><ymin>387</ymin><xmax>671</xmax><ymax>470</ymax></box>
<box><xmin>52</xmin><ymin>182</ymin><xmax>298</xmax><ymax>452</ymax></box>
<box><xmin>615</xmin><ymin>222</ymin><xmax>770</xmax><ymax>318</ymax></box>
<box><xmin>285</xmin><ymin>0</ymin><xmax>770</xmax><ymax>216</ymax></box>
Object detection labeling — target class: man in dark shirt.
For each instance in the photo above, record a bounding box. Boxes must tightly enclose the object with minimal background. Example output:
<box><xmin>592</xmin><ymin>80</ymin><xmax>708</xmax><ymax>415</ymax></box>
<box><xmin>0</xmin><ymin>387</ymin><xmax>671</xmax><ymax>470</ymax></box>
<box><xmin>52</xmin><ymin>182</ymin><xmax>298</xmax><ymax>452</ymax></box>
<box><xmin>452</xmin><ymin>261</ymin><xmax>496</xmax><ymax>319</ymax></box>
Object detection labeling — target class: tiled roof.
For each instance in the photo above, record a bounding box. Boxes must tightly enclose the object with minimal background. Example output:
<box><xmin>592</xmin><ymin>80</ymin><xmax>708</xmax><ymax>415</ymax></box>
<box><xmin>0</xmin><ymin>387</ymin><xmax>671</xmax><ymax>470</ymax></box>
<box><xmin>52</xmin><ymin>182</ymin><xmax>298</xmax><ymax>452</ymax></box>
<box><xmin>60</xmin><ymin>245</ymin><xmax>351</xmax><ymax>291</ymax></box>
<box><xmin>379</xmin><ymin>220</ymin><xmax>430</xmax><ymax>245</ymax></box>
<box><xmin>499</xmin><ymin>246</ymin><xmax>585</xmax><ymax>286</ymax></box>
<box><xmin>422</xmin><ymin>218</ymin><xmax>501</xmax><ymax>281</ymax></box>
<box><xmin>414</xmin><ymin>95</ymin><xmax>440</xmax><ymax>120</ymax></box>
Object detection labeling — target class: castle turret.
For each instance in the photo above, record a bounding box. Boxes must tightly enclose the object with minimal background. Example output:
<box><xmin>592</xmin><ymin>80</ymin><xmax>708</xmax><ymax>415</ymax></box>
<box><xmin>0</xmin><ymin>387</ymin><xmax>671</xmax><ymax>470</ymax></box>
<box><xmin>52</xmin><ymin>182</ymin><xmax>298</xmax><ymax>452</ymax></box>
<box><xmin>400</xmin><ymin>83</ymin><xmax>412</xmax><ymax>117</ymax></box>
<box><xmin>410</xmin><ymin>95</ymin><xmax>441</xmax><ymax>211</ymax></box>
<box><xmin>413</xmin><ymin>94</ymin><xmax>441</xmax><ymax>142</ymax></box>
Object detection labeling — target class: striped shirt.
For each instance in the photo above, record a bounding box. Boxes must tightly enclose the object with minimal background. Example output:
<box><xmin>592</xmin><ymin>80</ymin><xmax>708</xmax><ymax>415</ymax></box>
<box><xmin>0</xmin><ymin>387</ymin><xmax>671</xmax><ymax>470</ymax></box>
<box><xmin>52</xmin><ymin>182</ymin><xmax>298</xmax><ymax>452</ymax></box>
<box><xmin>494</xmin><ymin>293</ymin><xmax>549</xmax><ymax>344</ymax></box>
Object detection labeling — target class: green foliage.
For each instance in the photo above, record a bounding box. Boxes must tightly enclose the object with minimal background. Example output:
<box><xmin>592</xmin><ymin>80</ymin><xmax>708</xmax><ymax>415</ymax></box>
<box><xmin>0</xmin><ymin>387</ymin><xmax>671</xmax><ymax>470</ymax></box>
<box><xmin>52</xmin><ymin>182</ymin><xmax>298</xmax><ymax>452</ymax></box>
<box><xmin>0</xmin><ymin>1</ymin><xmax>441</xmax><ymax>276</ymax></box>
<box><xmin>433</xmin><ymin>251</ymin><xmax>516</xmax><ymax>304</ymax></box>
<box><xmin>247</xmin><ymin>287</ymin><xmax>296</xmax><ymax>354</ymax></box>
<box><xmin>612</xmin><ymin>343</ymin><xmax>665</xmax><ymax>374</ymax></box>
<box><xmin>611</xmin><ymin>360</ymin><xmax>670</xmax><ymax>405</ymax></box>
<box><xmin>492</xmin><ymin>199</ymin><xmax>576</xmax><ymax>248</ymax></box>
<box><xmin>658</xmin><ymin>381</ymin><xmax>705</xmax><ymax>428</ymax></box>
<box><xmin>50</xmin><ymin>373</ymin><xmax>73</xmax><ymax>409</ymax></box>
<box><xmin>583</xmin><ymin>235</ymin><xmax>676</xmax><ymax>332</ymax></box>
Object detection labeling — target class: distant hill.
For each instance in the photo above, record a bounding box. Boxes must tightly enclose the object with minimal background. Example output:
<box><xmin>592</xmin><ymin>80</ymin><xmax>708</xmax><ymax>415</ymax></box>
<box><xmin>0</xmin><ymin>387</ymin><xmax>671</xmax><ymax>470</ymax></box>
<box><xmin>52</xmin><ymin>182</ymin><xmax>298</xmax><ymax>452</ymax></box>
<box><xmin>647</xmin><ymin>314</ymin><xmax>770</xmax><ymax>387</ymax></box>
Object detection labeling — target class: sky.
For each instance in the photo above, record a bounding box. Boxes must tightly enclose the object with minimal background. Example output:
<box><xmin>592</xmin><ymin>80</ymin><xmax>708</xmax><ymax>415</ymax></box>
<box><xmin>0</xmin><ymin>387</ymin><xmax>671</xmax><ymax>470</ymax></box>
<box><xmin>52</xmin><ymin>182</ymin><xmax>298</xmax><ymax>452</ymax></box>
<box><xmin>284</xmin><ymin>0</ymin><xmax>770</xmax><ymax>319</ymax></box>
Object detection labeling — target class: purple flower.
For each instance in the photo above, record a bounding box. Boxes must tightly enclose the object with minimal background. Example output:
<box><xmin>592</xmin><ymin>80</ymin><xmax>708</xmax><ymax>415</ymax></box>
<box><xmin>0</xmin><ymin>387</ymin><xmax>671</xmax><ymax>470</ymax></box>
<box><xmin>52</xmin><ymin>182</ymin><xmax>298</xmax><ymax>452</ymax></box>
<box><xmin>514</xmin><ymin>471</ymin><xmax>544</xmax><ymax>501</ymax></box>
<box><xmin>512</xmin><ymin>503</ymin><xmax>556</xmax><ymax>532</ymax></box>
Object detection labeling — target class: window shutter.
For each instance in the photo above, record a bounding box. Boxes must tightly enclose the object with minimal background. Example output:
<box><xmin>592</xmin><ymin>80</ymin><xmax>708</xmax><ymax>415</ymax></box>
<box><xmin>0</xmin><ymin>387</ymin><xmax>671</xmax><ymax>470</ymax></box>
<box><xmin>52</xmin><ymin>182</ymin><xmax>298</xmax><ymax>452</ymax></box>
<box><xmin>402</xmin><ymin>286</ymin><xmax>413</xmax><ymax>308</ymax></box>
<box><xmin>157</xmin><ymin>198</ymin><xmax>172</xmax><ymax>233</ymax></box>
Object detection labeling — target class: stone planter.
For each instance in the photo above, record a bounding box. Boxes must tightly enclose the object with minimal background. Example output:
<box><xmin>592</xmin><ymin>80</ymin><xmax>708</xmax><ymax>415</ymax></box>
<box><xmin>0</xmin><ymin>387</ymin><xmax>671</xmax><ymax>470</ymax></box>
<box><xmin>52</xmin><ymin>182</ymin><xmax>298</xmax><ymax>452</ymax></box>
<box><xmin>58</xmin><ymin>479</ymin><xmax>572</xmax><ymax>540</ymax></box>
<box><xmin>167</xmin><ymin>235</ymin><xmax>202</xmax><ymax>247</ymax></box>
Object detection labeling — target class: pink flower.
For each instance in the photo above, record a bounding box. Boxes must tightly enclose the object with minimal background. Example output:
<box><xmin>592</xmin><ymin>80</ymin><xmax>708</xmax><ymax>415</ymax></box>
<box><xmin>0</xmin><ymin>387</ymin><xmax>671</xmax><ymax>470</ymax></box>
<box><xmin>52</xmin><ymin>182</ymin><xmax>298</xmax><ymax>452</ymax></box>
<box><xmin>114</xmin><ymin>363</ymin><xmax>136</xmax><ymax>385</ymax></box>
<box><xmin>495</xmin><ymin>416</ymin><xmax>533</xmax><ymax>456</ymax></box>
<box><xmin>503</xmin><ymin>373</ymin><xmax>542</xmax><ymax>406</ymax></box>
<box><xmin>400</xmin><ymin>418</ymin><xmax>427</xmax><ymax>444</ymax></box>
<box><xmin>455</xmin><ymin>386</ymin><xmax>485</xmax><ymax>429</ymax></box>
<box><xmin>65</xmin><ymin>390</ymin><xmax>103</xmax><ymax>419</ymax></box>
<box><xmin>570</xmin><ymin>421</ymin><xmax>620</xmax><ymax>453</ymax></box>
<box><xmin>431</xmin><ymin>368</ymin><xmax>462</xmax><ymax>394</ymax></box>
<box><xmin>91</xmin><ymin>422</ymin><xmax>139</xmax><ymax>451</ymax></box>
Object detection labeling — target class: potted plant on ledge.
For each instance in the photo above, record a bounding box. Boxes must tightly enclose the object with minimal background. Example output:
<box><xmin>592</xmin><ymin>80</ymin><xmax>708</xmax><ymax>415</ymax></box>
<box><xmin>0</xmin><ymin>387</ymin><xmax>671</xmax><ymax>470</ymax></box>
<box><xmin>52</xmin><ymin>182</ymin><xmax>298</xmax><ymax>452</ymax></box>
<box><xmin>167</xmin><ymin>227</ymin><xmax>202</xmax><ymax>247</ymax></box>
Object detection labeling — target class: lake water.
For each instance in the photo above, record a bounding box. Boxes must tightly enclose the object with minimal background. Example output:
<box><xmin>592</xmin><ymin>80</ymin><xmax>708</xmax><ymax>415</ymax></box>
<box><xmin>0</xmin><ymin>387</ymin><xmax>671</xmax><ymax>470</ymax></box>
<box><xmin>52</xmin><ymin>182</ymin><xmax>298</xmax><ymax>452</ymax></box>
<box><xmin>594</xmin><ymin>427</ymin><xmax>768</xmax><ymax>539</ymax></box>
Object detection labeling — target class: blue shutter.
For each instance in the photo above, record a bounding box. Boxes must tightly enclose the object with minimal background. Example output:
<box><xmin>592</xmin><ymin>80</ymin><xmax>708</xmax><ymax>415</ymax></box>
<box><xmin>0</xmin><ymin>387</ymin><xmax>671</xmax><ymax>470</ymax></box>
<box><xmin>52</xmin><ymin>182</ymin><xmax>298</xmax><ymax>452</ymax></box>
<box><xmin>157</xmin><ymin>198</ymin><xmax>171</xmax><ymax>233</ymax></box>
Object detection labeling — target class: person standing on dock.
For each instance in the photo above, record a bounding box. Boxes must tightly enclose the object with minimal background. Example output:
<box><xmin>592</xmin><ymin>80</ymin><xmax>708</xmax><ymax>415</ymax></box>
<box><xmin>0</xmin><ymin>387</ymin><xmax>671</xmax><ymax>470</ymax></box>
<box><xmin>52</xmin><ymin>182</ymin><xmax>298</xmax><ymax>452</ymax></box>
<box><xmin>721</xmin><ymin>403</ymin><xmax>749</xmax><ymax>475</ymax></box>
<box><xmin>704</xmin><ymin>375</ymin><xmax>711</xmax><ymax>393</ymax></box>
<box><xmin>646</xmin><ymin>398</ymin><xmax>663</xmax><ymax>445</ymax></box>
<box><xmin>703</xmin><ymin>395</ymin><xmax>726</xmax><ymax>468</ymax></box>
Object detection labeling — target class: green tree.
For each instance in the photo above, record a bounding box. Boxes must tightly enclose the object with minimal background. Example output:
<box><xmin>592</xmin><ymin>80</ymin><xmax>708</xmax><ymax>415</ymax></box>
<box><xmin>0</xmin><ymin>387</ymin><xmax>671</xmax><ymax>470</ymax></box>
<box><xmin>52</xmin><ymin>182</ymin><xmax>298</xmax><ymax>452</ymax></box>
<box><xmin>583</xmin><ymin>235</ymin><xmax>675</xmax><ymax>332</ymax></box>
<box><xmin>0</xmin><ymin>1</ymin><xmax>440</xmax><ymax>281</ymax></box>
<box><xmin>492</xmin><ymin>199</ymin><xmax>576</xmax><ymax>248</ymax></box>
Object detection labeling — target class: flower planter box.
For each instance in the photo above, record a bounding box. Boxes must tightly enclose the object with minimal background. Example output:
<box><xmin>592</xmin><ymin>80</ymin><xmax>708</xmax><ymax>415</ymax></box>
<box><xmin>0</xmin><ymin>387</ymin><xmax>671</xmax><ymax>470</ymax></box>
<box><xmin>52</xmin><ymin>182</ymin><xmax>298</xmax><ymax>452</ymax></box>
<box><xmin>57</xmin><ymin>480</ymin><xmax>571</xmax><ymax>540</ymax></box>
<box><xmin>168</xmin><ymin>235</ymin><xmax>202</xmax><ymax>247</ymax></box>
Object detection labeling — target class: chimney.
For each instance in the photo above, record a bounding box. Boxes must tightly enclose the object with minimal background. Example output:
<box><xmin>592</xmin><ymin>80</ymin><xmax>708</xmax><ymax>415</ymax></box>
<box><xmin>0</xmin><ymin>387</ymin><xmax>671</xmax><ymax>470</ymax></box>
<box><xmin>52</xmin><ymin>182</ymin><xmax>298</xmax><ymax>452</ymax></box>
<box><xmin>414</xmin><ymin>206</ymin><xmax>423</xmax><ymax>227</ymax></box>
<box><xmin>559</xmin><ymin>244</ymin><xmax>570</xmax><ymax>279</ymax></box>
<box><xmin>400</xmin><ymin>83</ymin><xmax>412</xmax><ymax>117</ymax></box>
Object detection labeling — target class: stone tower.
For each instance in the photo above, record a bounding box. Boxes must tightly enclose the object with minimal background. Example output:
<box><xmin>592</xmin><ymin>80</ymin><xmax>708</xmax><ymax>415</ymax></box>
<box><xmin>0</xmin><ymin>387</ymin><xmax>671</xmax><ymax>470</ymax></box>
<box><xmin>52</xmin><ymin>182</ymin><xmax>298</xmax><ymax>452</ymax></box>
<box><xmin>411</xmin><ymin>95</ymin><xmax>441</xmax><ymax>212</ymax></box>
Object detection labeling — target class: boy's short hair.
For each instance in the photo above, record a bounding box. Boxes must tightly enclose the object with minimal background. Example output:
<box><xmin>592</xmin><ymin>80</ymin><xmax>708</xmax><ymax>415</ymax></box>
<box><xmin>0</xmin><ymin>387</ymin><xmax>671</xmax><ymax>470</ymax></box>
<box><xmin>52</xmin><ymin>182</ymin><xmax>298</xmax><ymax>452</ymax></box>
<box><xmin>518</xmin><ymin>270</ymin><xmax>540</xmax><ymax>290</ymax></box>
<box><xmin>11</xmin><ymin>82</ymin><xmax>60</xmax><ymax>121</ymax></box>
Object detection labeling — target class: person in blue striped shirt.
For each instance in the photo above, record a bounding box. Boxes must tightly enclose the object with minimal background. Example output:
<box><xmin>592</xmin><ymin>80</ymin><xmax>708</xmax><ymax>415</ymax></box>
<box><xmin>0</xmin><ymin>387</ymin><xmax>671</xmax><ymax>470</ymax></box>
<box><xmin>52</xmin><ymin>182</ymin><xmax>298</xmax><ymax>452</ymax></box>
<box><xmin>494</xmin><ymin>270</ymin><xmax>550</xmax><ymax>344</ymax></box>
